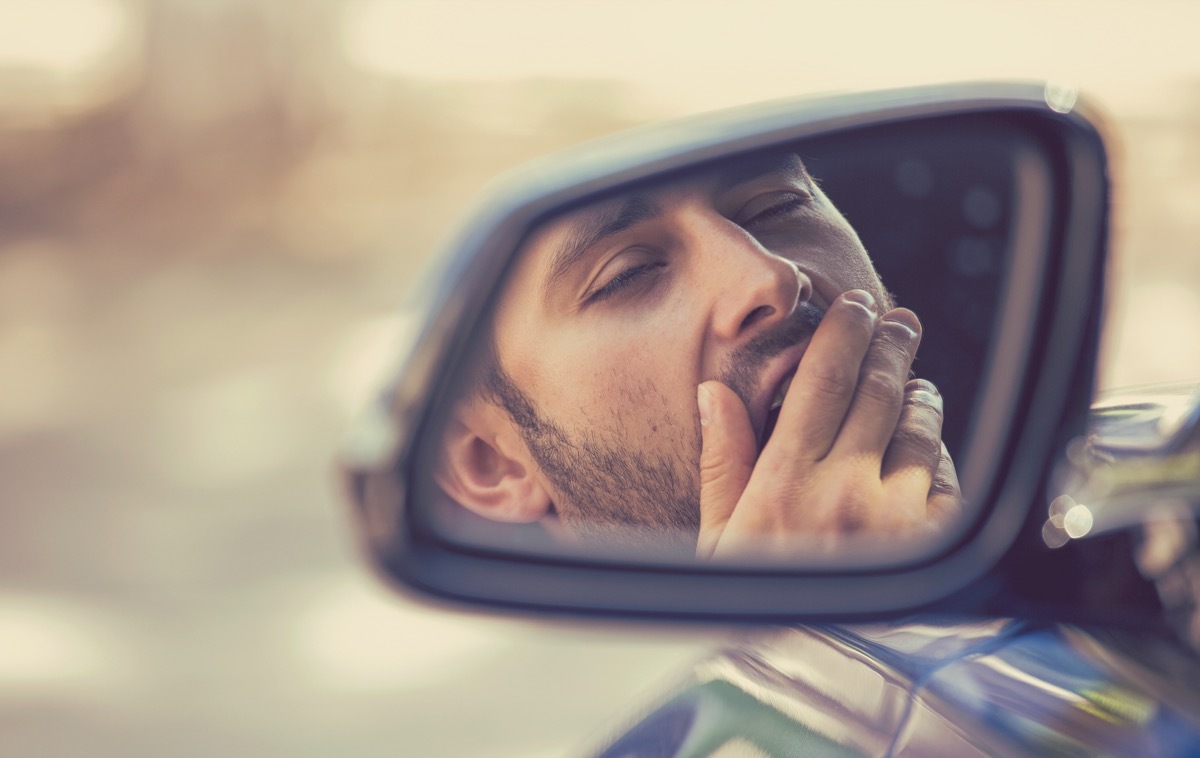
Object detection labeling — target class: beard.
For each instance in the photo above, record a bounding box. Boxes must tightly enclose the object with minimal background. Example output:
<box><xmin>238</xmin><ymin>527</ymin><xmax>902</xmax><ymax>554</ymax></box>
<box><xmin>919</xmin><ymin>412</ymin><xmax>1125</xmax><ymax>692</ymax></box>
<box><xmin>484</xmin><ymin>302</ymin><xmax>827</xmax><ymax>553</ymax></box>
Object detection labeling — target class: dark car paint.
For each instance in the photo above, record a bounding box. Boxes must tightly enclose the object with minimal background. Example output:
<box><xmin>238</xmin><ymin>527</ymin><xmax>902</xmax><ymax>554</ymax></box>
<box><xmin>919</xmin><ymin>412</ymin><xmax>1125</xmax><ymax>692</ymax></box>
<box><xmin>596</xmin><ymin>621</ymin><xmax>1200</xmax><ymax>756</ymax></box>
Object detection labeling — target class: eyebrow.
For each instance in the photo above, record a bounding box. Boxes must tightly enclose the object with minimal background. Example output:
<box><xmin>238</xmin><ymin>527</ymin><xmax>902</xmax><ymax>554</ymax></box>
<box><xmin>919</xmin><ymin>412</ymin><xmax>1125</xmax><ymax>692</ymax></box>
<box><xmin>711</xmin><ymin>152</ymin><xmax>812</xmax><ymax>194</ymax></box>
<box><xmin>543</xmin><ymin>193</ymin><xmax>661</xmax><ymax>297</ymax></box>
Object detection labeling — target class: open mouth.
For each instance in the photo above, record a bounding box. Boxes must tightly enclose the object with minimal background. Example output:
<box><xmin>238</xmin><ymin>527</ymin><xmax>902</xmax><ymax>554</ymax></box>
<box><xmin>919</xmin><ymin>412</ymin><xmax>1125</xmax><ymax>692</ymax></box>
<box><xmin>759</xmin><ymin>371</ymin><xmax>796</xmax><ymax>450</ymax></box>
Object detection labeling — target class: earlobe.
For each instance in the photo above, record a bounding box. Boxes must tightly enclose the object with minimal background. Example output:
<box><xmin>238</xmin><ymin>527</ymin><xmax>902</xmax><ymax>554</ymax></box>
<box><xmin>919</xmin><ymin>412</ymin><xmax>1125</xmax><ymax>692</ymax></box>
<box><xmin>434</xmin><ymin>406</ymin><xmax>552</xmax><ymax>523</ymax></box>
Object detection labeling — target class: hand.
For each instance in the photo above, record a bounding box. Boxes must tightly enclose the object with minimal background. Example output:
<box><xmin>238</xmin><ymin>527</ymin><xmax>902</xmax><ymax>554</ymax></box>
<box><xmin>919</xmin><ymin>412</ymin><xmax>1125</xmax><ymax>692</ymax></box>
<box><xmin>695</xmin><ymin>289</ymin><xmax>962</xmax><ymax>560</ymax></box>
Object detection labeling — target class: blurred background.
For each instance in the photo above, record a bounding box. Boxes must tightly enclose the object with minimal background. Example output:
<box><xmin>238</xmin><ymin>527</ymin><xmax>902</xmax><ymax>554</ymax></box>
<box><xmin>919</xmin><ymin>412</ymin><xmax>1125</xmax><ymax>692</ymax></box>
<box><xmin>1</xmin><ymin>1</ymin><xmax>1199</xmax><ymax>755</ymax></box>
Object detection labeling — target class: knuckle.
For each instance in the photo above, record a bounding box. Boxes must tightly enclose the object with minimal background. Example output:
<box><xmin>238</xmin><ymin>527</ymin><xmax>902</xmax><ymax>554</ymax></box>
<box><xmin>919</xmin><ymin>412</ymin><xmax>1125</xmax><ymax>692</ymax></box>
<box><xmin>904</xmin><ymin>381</ymin><xmax>943</xmax><ymax>415</ymax></box>
<box><xmin>853</xmin><ymin>335</ymin><xmax>915</xmax><ymax>393</ymax></box>
<box><xmin>808</xmin><ymin>364</ymin><xmax>856</xmax><ymax>400</ymax></box>
<box><xmin>856</xmin><ymin>368</ymin><xmax>903</xmax><ymax>405</ymax></box>
<box><xmin>933</xmin><ymin>450</ymin><xmax>961</xmax><ymax>491</ymax></box>
<box><xmin>835</xmin><ymin>294</ymin><xmax>880</xmax><ymax>324</ymax></box>
<box><xmin>869</xmin><ymin>327</ymin><xmax>917</xmax><ymax>365</ymax></box>
<box><xmin>698</xmin><ymin>454</ymin><xmax>726</xmax><ymax>486</ymax></box>
<box><xmin>891</xmin><ymin>424</ymin><xmax>941</xmax><ymax>458</ymax></box>
<box><xmin>815</xmin><ymin>479</ymin><xmax>874</xmax><ymax>532</ymax></box>
<box><xmin>834</xmin><ymin>498</ymin><xmax>869</xmax><ymax>531</ymax></box>
<box><xmin>930</xmin><ymin>474</ymin><xmax>961</xmax><ymax>497</ymax></box>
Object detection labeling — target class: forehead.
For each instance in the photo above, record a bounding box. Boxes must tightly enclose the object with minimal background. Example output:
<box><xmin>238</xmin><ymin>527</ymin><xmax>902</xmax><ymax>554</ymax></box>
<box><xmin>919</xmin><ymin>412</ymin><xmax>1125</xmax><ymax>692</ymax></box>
<box><xmin>517</xmin><ymin>151</ymin><xmax>813</xmax><ymax>282</ymax></box>
<box><xmin>552</xmin><ymin>150</ymin><xmax>810</xmax><ymax>232</ymax></box>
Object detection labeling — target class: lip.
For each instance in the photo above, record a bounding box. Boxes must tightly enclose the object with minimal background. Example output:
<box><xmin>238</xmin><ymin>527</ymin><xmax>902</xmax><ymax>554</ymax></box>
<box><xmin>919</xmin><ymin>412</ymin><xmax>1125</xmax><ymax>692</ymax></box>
<box><xmin>750</xmin><ymin>337</ymin><xmax>812</xmax><ymax>451</ymax></box>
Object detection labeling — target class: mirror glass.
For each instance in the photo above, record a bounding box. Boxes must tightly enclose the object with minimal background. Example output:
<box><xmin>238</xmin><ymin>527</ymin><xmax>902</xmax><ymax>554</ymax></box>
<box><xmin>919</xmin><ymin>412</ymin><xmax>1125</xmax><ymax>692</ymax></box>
<box><xmin>412</xmin><ymin>120</ymin><xmax>1048</xmax><ymax>566</ymax></box>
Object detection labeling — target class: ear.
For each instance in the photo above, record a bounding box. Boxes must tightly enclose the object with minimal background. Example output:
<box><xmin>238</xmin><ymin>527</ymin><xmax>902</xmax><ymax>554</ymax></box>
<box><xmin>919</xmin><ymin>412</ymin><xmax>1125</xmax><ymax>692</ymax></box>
<box><xmin>434</xmin><ymin>400</ymin><xmax>553</xmax><ymax>523</ymax></box>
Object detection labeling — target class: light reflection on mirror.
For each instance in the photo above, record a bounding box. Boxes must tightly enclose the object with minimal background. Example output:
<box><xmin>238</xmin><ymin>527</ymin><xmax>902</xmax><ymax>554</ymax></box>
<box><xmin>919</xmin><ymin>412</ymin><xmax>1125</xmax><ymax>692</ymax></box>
<box><xmin>418</xmin><ymin>125</ymin><xmax>1028</xmax><ymax>566</ymax></box>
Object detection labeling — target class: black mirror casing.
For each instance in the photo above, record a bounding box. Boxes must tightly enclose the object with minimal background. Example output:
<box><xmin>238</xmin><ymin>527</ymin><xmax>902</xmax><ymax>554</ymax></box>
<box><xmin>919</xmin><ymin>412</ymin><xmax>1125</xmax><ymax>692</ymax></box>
<box><xmin>341</xmin><ymin>83</ymin><xmax>1121</xmax><ymax>622</ymax></box>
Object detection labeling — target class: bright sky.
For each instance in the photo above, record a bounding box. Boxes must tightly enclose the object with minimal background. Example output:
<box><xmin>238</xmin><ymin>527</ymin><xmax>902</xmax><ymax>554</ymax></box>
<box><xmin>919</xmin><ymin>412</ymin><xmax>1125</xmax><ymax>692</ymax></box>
<box><xmin>3</xmin><ymin>0</ymin><xmax>1195</xmax><ymax>118</ymax></box>
<box><xmin>0</xmin><ymin>0</ymin><xmax>127</xmax><ymax>73</ymax></box>
<box><xmin>341</xmin><ymin>0</ymin><xmax>1200</xmax><ymax>115</ymax></box>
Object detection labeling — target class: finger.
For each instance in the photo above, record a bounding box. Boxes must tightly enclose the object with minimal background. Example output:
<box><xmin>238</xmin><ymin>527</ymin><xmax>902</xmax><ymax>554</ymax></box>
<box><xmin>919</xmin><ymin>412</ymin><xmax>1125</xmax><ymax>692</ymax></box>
<box><xmin>880</xmin><ymin>379</ymin><xmax>943</xmax><ymax>508</ymax></box>
<box><xmin>882</xmin><ymin>378</ymin><xmax>943</xmax><ymax>475</ymax></box>
<box><xmin>926</xmin><ymin>442</ymin><xmax>963</xmax><ymax>527</ymax></box>
<box><xmin>696</xmin><ymin>381</ymin><xmax>757</xmax><ymax>558</ymax></box>
<box><xmin>829</xmin><ymin>308</ymin><xmax>921</xmax><ymax>460</ymax></box>
<box><xmin>766</xmin><ymin>289</ymin><xmax>877</xmax><ymax>463</ymax></box>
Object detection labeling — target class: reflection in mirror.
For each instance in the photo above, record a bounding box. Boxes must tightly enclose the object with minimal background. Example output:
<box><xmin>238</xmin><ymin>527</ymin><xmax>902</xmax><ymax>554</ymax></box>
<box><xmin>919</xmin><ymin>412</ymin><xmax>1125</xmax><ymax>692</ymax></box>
<box><xmin>417</xmin><ymin>123</ymin><xmax>1036</xmax><ymax>566</ymax></box>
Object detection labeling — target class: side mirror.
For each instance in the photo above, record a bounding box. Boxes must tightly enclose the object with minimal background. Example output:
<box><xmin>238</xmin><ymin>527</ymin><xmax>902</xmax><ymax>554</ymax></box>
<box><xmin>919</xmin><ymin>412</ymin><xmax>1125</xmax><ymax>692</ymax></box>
<box><xmin>341</xmin><ymin>83</ymin><xmax>1110</xmax><ymax>619</ymax></box>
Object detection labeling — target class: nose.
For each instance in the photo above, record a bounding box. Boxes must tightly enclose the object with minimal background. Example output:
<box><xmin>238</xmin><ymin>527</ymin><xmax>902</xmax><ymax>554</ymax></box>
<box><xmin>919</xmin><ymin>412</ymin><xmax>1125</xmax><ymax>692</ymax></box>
<box><xmin>698</xmin><ymin>217</ymin><xmax>814</xmax><ymax>342</ymax></box>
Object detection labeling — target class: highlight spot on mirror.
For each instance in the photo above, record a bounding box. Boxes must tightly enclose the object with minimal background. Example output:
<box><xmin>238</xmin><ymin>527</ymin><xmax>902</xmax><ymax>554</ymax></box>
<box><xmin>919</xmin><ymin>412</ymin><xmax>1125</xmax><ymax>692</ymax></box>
<box><xmin>1043</xmin><ymin>495</ymin><xmax>1094</xmax><ymax>548</ymax></box>
<box><xmin>1043</xmin><ymin>519</ymin><xmax>1070</xmax><ymax>549</ymax></box>
<box><xmin>1044</xmin><ymin>82</ymin><xmax>1079</xmax><ymax>114</ymax></box>
<box><xmin>1048</xmin><ymin>494</ymin><xmax>1077</xmax><ymax>528</ymax></box>
<box><xmin>1062</xmin><ymin>503</ymin><xmax>1095</xmax><ymax>539</ymax></box>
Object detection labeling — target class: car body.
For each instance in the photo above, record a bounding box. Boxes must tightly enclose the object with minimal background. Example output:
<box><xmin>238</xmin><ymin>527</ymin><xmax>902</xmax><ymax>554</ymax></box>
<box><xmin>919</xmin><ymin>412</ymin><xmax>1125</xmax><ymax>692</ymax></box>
<box><xmin>597</xmin><ymin>620</ymin><xmax>1200</xmax><ymax>756</ymax></box>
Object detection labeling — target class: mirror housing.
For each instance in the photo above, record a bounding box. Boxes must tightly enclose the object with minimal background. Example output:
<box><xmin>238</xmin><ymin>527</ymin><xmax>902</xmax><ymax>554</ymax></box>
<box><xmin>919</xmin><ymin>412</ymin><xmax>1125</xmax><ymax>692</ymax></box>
<box><xmin>341</xmin><ymin>83</ymin><xmax>1111</xmax><ymax>620</ymax></box>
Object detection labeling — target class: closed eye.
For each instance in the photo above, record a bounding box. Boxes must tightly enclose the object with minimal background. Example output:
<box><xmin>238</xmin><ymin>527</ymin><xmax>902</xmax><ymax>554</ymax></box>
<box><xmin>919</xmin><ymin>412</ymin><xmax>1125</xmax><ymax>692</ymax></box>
<box><xmin>587</xmin><ymin>261</ymin><xmax>667</xmax><ymax>304</ymax></box>
<box><xmin>740</xmin><ymin>191</ymin><xmax>813</xmax><ymax>230</ymax></box>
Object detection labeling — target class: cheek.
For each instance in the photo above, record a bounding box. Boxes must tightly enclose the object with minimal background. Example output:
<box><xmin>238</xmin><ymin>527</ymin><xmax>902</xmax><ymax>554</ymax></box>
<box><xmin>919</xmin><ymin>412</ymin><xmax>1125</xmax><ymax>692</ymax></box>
<box><xmin>815</xmin><ymin>207</ymin><xmax>886</xmax><ymax>298</ymax></box>
<box><xmin>502</xmin><ymin>282</ymin><xmax>704</xmax><ymax>442</ymax></box>
<box><xmin>579</xmin><ymin>343</ymin><xmax>698</xmax><ymax>435</ymax></box>
<box><xmin>610</xmin><ymin>374</ymin><xmax>686</xmax><ymax>447</ymax></box>
<box><xmin>768</xmin><ymin>221</ymin><xmax>882</xmax><ymax>304</ymax></box>
<box><xmin>819</xmin><ymin>235</ymin><xmax>885</xmax><ymax>299</ymax></box>
<box><xmin>537</xmin><ymin>328</ymin><xmax>702</xmax><ymax>450</ymax></box>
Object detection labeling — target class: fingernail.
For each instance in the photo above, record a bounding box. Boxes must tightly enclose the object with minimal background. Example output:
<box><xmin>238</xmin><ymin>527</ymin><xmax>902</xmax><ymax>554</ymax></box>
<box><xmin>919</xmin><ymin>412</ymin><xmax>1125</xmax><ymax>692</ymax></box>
<box><xmin>884</xmin><ymin>308</ymin><xmax>921</xmax><ymax>337</ymax></box>
<box><xmin>888</xmin><ymin>311</ymin><xmax>921</xmax><ymax>343</ymax></box>
<box><xmin>842</xmin><ymin>289</ymin><xmax>876</xmax><ymax>311</ymax></box>
<box><xmin>909</xmin><ymin>390</ymin><xmax>942</xmax><ymax>412</ymax></box>
<box><xmin>697</xmin><ymin>384</ymin><xmax>713</xmax><ymax>426</ymax></box>
<box><xmin>906</xmin><ymin>379</ymin><xmax>943</xmax><ymax>411</ymax></box>
<box><xmin>909</xmin><ymin>378</ymin><xmax>940</xmax><ymax>396</ymax></box>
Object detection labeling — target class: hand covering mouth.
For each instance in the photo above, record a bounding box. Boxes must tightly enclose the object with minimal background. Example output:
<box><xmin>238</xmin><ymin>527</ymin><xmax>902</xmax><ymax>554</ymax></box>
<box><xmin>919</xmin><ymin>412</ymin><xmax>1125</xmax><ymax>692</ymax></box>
<box><xmin>715</xmin><ymin>300</ymin><xmax>824</xmax><ymax>452</ymax></box>
<box><xmin>760</xmin><ymin>369</ymin><xmax>795</xmax><ymax>450</ymax></box>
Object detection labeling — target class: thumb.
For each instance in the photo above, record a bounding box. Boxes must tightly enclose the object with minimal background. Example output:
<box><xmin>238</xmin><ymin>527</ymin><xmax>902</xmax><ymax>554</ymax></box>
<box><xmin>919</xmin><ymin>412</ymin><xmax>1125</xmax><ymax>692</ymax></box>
<box><xmin>696</xmin><ymin>381</ymin><xmax>757</xmax><ymax>559</ymax></box>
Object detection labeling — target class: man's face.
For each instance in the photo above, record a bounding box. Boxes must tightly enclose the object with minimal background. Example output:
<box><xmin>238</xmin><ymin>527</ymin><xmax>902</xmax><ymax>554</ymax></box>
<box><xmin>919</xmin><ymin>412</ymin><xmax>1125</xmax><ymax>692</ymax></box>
<box><xmin>479</xmin><ymin>153</ymin><xmax>894</xmax><ymax>548</ymax></box>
